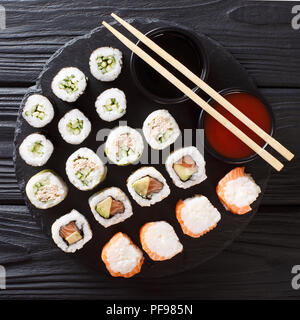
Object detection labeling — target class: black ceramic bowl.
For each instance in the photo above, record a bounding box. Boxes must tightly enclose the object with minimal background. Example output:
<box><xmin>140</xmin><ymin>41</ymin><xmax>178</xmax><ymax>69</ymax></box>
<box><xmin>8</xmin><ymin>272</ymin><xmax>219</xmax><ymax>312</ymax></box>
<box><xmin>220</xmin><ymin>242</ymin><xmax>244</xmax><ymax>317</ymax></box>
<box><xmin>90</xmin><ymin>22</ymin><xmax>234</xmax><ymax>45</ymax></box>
<box><xmin>130</xmin><ymin>26</ymin><xmax>209</xmax><ymax>104</ymax></box>
<box><xmin>198</xmin><ymin>88</ymin><xmax>275</xmax><ymax>164</ymax></box>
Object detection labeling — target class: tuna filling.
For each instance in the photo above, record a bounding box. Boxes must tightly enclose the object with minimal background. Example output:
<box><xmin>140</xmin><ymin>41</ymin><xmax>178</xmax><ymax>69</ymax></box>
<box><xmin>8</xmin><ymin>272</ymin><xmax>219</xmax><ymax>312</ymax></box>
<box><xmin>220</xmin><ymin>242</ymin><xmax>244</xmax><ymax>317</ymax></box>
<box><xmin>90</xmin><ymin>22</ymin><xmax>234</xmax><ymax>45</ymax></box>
<box><xmin>59</xmin><ymin>221</ymin><xmax>82</xmax><ymax>245</ymax></box>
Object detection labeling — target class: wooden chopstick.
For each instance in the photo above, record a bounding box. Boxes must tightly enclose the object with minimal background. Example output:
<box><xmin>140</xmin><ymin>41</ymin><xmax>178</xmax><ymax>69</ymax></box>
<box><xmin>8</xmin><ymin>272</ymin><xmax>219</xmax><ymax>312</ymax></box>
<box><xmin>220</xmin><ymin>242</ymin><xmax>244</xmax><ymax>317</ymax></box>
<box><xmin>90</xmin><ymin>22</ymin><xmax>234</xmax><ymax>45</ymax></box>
<box><xmin>102</xmin><ymin>21</ymin><xmax>284</xmax><ymax>171</ymax></box>
<box><xmin>110</xmin><ymin>13</ymin><xmax>294</xmax><ymax>162</ymax></box>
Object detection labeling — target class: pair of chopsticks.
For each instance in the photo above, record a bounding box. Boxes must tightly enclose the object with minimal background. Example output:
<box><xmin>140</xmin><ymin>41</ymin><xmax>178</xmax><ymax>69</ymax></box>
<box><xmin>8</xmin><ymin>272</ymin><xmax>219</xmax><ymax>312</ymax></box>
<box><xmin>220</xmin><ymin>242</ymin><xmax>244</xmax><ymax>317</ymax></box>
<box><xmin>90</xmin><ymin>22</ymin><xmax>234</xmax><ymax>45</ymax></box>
<box><xmin>102</xmin><ymin>14</ymin><xmax>294</xmax><ymax>171</ymax></box>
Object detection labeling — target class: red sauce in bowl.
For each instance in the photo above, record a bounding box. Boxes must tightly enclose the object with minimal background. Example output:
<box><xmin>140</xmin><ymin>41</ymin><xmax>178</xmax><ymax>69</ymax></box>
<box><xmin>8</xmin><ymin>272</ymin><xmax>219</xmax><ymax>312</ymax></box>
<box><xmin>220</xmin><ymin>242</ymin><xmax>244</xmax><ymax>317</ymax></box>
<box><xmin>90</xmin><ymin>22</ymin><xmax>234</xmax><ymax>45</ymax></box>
<box><xmin>204</xmin><ymin>92</ymin><xmax>272</xmax><ymax>159</ymax></box>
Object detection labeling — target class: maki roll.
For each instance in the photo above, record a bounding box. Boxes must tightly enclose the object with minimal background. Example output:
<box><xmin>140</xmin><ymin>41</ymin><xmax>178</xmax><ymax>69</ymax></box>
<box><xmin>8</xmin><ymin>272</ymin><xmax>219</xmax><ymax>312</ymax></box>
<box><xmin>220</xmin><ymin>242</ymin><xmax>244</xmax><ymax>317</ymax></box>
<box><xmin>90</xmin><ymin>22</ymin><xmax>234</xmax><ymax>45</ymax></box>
<box><xmin>51</xmin><ymin>209</ymin><xmax>92</xmax><ymax>253</ymax></box>
<box><xmin>142</xmin><ymin>109</ymin><xmax>180</xmax><ymax>150</ymax></box>
<box><xmin>58</xmin><ymin>109</ymin><xmax>91</xmax><ymax>144</ymax></box>
<box><xmin>127</xmin><ymin>167</ymin><xmax>170</xmax><ymax>207</ymax></box>
<box><xmin>95</xmin><ymin>88</ymin><xmax>126</xmax><ymax>122</ymax></box>
<box><xmin>105</xmin><ymin>126</ymin><xmax>144</xmax><ymax>165</ymax></box>
<box><xmin>66</xmin><ymin>147</ymin><xmax>106</xmax><ymax>191</ymax></box>
<box><xmin>140</xmin><ymin>221</ymin><xmax>183</xmax><ymax>261</ymax></box>
<box><xmin>89</xmin><ymin>47</ymin><xmax>122</xmax><ymax>81</ymax></box>
<box><xmin>88</xmin><ymin>187</ymin><xmax>132</xmax><ymax>228</ymax></box>
<box><xmin>101</xmin><ymin>232</ymin><xmax>144</xmax><ymax>278</ymax></box>
<box><xmin>26</xmin><ymin>169</ymin><xmax>68</xmax><ymax>209</ymax></box>
<box><xmin>216</xmin><ymin>167</ymin><xmax>261</xmax><ymax>215</ymax></box>
<box><xmin>22</xmin><ymin>94</ymin><xmax>54</xmax><ymax>128</ymax></box>
<box><xmin>165</xmin><ymin>146</ymin><xmax>207</xmax><ymax>189</ymax></box>
<box><xmin>51</xmin><ymin>67</ymin><xmax>87</xmax><ymax>102</ymax></box>
<box><xmin>19</xmin><ymin>133</ymin><xmax>54</xmax><ymax>166</ymax></box>
<box><xmin>176</xmin><ymin>195</ymin><xmax>221</xmax><ymax>238</ymax></box>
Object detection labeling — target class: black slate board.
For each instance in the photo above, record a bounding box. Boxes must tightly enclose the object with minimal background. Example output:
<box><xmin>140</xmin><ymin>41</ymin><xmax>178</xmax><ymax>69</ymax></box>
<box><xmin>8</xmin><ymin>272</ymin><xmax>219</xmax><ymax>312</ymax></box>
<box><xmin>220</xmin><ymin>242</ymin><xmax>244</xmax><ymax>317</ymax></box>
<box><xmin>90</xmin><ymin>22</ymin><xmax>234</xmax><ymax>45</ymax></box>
<box><xmin>13</xmin><ymin>18</ymin><xmax>272</xmax><ymax>278</ymax></box>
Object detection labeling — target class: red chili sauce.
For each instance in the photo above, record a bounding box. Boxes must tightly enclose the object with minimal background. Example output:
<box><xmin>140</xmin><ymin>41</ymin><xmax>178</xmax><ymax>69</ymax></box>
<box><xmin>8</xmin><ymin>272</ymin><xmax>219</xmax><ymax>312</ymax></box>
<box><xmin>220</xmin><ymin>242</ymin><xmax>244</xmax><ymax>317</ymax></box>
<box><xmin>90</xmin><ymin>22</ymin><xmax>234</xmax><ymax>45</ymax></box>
<box><xmin>204</xmin><ymin>92</ymin><xmax>272</xmax><ymax>159</ymax></box>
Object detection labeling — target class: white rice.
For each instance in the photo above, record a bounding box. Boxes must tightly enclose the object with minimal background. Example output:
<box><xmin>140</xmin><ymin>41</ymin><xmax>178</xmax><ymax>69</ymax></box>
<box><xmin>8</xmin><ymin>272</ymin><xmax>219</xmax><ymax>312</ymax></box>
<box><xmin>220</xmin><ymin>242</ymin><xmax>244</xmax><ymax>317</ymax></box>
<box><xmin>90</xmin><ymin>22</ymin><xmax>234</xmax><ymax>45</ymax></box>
<box><xmin>65</xmin><ymin>147</ymin><xmax>106</xmax><ymax>191</ymax></box>
<box><xmin>165</xmin><ymin>146</ymin><xmax>207</xmax><ymax>189</ymax></box>
<box><xmin>22</xmin><ymin>94</ymin><xmax>54</xmax><ymax>128</ymax></box>
<box><xmin>88</xmin><ymin>187</ymin><xmax>133</xmax><ymax>228</ymax></box>
<box><xmin>51</xmin><ymin>67</ymin><xmax>87</xmax><ymax>102</ymax></box>
<box><xmin>19</xmin><ymin>133</ymin><xmax>54</xmax><ymax>167</ymax></box>
<box><xmin>142</xmin><ymin>109</ymin><xmax>180</xmax><ymax>150</ymax></box>
<box><xmin>89</xmin><ymin>47</ymin><xmax>122</xmax><ymax>81</ymax></box>
<box><xmin>105</xmin><ymin>126</ymin><xmax>144</xmax><ymax>165</ymax></box>
<box><xmin>95</xmin><ymin>88</ymin><xmax>126</xmax><ymax>122</ymax></box>
<box><xmin>179</xmin><ymin>195</ymin><xmax>221</xmax><ymax>236</ymax></box>
<box><xmin>51</xmin><ymin>209</ymin><xmax>92</xmax><ymax>253</ymax></box>
<box><xmin>58</xmin><ymin>109</ymin><xmax>91</xmax><ymax>144</ymax></box>
<box><xmin>127</xmin><ymin>166</ymin><xmax>170</xmax><ymax>207</ymax></box>
<box><xmin>25</xmin><ymin>169</ymin><xmax>68</xmax><ymax>209</ymax></box>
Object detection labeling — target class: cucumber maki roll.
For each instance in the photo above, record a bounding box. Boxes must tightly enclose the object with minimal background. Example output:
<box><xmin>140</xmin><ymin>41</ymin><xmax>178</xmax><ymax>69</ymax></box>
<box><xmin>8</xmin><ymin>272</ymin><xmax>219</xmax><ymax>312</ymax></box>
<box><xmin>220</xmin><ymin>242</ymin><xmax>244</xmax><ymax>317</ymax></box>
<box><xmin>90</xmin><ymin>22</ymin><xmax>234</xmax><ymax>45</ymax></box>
<box><xmin>26</xmin><ymin>169</ymin><xmax>68</xmax><ymax>209</ymax></box>
<box><xmin>51</xmin><ymin>67</ymin><xmax>87</xmax><ymax>102</ymax></box>
<box><xmin>19</xmin><ymin>133</ymin><xmax>54</xmax><ymax>167</ymax></box>
<box><xmin>95</xmin><ymin>88</ymin><xmax>126</xmax><ymax>122</ymax></box>
<box><xmin>89</xmin><ymin>47</ymin><xmax>122</xmax><ymax>81</ymax></box>
<box><xmin>58</xmin><ymin>109</ymin><xmax>91</xmax><ymax>144</ymax></box>
<box><xmin>22</xmin><ymin>94</ymin><xmax>54</xmax><ymax>128</ymax></box>
<box><xmin>66</xmin><ymin>147</ymin><xmax>106</xmax><ymax>191</ymax></box>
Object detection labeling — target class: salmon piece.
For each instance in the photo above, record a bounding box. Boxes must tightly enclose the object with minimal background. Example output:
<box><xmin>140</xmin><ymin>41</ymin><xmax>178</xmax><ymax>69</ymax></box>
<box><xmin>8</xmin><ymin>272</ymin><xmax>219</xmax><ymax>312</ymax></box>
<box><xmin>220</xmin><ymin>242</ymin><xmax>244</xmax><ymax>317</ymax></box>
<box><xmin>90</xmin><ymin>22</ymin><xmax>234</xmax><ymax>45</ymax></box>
<box><xmin>176</xmin><ymin>155</ymin><xmax>197</xmax><ymax>170</ymax></box>
<box><xmin>216</xmin><ymin>167</ymin><xmax>251</xmax><ymax>215</ymax></box>
<box><xmin>140</xmin><ymin>222</ymin><xmax>164</xmax><ymax>261</ymax></box>
<box><xmin>110</xmin><ymin>199</ymin><xmax>125</xmax><ymax>216</ymax></box>
<box><xmin>59</xmin><ymin>221</ymin><xmax>79</xmax><ymax>239</ymax></box>
<box><xmin>147</xmin><ymin>177</ymin><xmax>163</xmax><ymax>195</ymax></box>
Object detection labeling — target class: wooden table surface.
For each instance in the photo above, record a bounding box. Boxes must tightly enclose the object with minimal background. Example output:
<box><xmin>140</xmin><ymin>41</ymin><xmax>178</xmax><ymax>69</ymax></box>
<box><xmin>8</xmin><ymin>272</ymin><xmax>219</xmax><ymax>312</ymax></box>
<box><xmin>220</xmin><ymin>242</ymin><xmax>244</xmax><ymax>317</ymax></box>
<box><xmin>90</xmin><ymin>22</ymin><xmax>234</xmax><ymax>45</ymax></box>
<box><xmin>0</xmin><ymin>0</ymin><xmax>299</xmax><ymax>300</ymax></box>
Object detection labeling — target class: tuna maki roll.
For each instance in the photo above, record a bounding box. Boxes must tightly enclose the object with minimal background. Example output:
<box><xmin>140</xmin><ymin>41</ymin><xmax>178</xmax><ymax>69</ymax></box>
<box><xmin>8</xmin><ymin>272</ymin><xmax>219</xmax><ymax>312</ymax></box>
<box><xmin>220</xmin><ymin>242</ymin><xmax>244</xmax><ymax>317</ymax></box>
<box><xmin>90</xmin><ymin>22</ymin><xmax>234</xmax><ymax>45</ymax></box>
<box><xmin>51</xmin><ymin>67</ymin><xmax>87</xmax><ymax>102</ymax></box>
<box><xmin>88</xmin><ymin>187</ymin><xmax>133</xmax><ymax>228</ymax></box>
<box><xmin>127</xmin><ymin>166</ymin><xmax>170</xmax><ymax>207</ymax></box>
<box><xmin>19</xmin><ymin>133</ymin><xmax>54</xmax><ymax>167</ymax></box>
<box><xmin>22</xmin><ymin>94</ymin><xmax>54</xmax><ymax>128</ymax></box>
<box><xmin>26</xmin><ymin>169</ymin><xmax>68</xmax><ymax>209</ymax></box>
<box><xmin>51</xmin><ymin>209</ymin><xmax>92</xmax><ymax>253</ymax></box>
<box><xmin>58</xmin><ymin>109</ymin><xmax>91</xmax><ymax>145</ymax></box>
<box><xmin>142</xmin><ymin>109</ymin><xmax>180</xmax><ymax>150</ymax></box>
<box><xmin>105</xmin><ymin>126</ymin><xmax>144</xmax><ymax>165</ymax></box>
<box><xmin>95</xmin><ymin>88</ymin><xmax>126</xmax><ymax>122</ymax></box>
<box><xmin>89</xmin><ymin>47</ymin><xmax>122</xmax><ymax>81</ymax></box>
<box><xmin>66</xmin><ymin>147</ymin><xmax>106</xmax><ymax>191</ymax></box>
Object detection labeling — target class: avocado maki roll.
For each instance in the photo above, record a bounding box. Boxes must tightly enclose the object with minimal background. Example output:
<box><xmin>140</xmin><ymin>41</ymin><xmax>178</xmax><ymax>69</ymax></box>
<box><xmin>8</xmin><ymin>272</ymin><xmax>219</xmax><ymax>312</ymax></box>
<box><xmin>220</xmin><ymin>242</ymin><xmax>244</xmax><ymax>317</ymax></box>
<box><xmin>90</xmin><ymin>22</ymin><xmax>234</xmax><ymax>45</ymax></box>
<box><xmin>89</xmin><ymin>47</ymin><xmax>122</xmax><ymax>81</ymax></box>
<box><xmin>51</xmin><ymin>67</ymin><xmax>87</xmax><ymax>102</ymax></box>
<box><xmin>88</xmin><ymin>187</ymin><xmax>133</xmax><ymax>228</ymax></box>
<box><xmin>22</xmin><ymin>94</ymin><xmax>54</xmax><ymax>128</ymax></box>
<box><xmin>26</xmin><ymin>169</ymin><xmax>68</xmax><ymax>209</ymax></box>
<box><xmin>65</xmin><ymin>147</ymin><xmax>106</xmax><ymax>191</ymax></box>
<box><xmin>95</xmin><ymin>88</ymin><xmax>126</xmax><ymax>122</ymax></box>
<box><xmin>19</xmin><ymin>133</ymin><xmax>54</xmax><ymax>167</ymax></box>
<box><xmin>58</xmin><ymin>109</ymin><xmax>91</xmax><ymax>145</ymax></box>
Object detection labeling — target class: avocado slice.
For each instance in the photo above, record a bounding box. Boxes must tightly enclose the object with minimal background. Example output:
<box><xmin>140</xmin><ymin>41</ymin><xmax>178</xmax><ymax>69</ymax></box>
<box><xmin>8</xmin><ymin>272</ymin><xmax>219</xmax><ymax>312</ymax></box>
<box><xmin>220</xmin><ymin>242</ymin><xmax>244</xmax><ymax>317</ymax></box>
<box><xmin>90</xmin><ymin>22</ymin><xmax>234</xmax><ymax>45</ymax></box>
<box><xmin>96</xmin><ymin>196</ymin><xmax>112</xmax><ymax>219</ymax></box>
<box><xmin>65</xmin><ymin>231</ymin><xmax>82</xmax><ymax>245</ymax></box>
<box><xmin>132</xmin><ymin>176</ymin><xmax>150</xmax><ymax>198</ymax></box>
<box><xmin>173</xmin><ymin>164</ymin><xmax>194</xmax><ymax>182</ymax></box>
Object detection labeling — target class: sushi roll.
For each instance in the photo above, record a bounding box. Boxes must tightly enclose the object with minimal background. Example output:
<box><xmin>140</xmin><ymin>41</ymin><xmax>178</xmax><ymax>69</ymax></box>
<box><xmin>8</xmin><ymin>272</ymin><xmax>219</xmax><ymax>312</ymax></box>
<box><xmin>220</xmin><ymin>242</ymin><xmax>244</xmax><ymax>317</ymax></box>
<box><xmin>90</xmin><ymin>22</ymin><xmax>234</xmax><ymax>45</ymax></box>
<box><xmin>101</xmin><ymin>232</ymin><xmax>144</xmax><ymax>278</ymax></box>
<box><xmin>140</xmin><ymin>221</ymin><xmax>183</xmax><ymax>261</ymax></box>
<box><xmin>176</xmin><ymin>195</ymin><xmax>221</xmax><ymax>238</ymax></box>
<box><xmin>105</xmin><ymin>126</ymin><xmax>144</xmax><ymax>166</ymax></box>
<box><xmin>58</xmin><ymin>109</ymin><xmax>91</xmax><ymax>144</ymax></box>
<box><xmin>88</xmin><ymin>187</ymin><xmax>133</xmax><ymax>228</ymax></box>
<box><xmin>216</xmin><ymin>167</ymin><xmax>261</xmax><ymax>215</ymax></box>
<box><xmin>19</xmin><ymin>133</ymin><xmax>54</xmax><ymax>166</ymax></box>
<box><xmin>142</xmin><ymin>109</ymin><xmax>180</xmax><ymax>150</ymax></box>
<box><xmin>165</xmin><ymin>146</ymin><xmax>207</xmax><ymax>189</ymax></box>
<box><xmin>26</xmin><ymin>169</ymin><xmax>68</xmax><ymax>209</ymax></box>
<box><xmin>95</xmin><ymin>88</ymin><xmax>126</xmax><ymax>122</ymax></box>
<box><xmin>127</xmin><ymin>166</ymin><xmax>170</xmax><ymax>207</ymax></box>
<box><xmin>66</xmin><ymin>147</ymin><xmax>106</xmax><ymax>191</ymax></box>
<box><xmin>51</xmin><ymin>67</ymin><xmax>87</xmax><ymax>102</ymax></box>
<box><xmin>22</xmin><ymin>94</ymin><xmax>54</xmax><ymax>128</ymax></box>
<box><xmin>51</xmin><ymin>209</ymin><xmax>92</xmax><ymax>253</ymax></box>
<box><xmin>89</xmin><ymin>47</ymin><xmax>122</xmax><ymax>81</ymax></box>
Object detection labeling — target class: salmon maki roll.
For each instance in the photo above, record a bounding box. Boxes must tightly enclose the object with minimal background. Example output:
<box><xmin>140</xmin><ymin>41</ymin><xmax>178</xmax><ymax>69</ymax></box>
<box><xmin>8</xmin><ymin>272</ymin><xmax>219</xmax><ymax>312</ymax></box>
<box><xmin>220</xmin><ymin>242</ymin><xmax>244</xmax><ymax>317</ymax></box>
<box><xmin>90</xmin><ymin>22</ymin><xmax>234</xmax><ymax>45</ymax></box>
<box><xmin>140</xmin><ymin>221</ymin><xmax>183</xmax><ymax>261</ymax></box>
<box><xmin>176</xmin><ymin>195</ymin><xmax>221</xmax><ymax>238</ymax></box>
<box><xmin>216</xmin><ymin>167</ymin><xmax>261</xmax><ymax>215</ymax></box>
<box><xmin>101</xmin><ymin>232</ymin><xmax>144</xmax><ymax>278</ymax></box>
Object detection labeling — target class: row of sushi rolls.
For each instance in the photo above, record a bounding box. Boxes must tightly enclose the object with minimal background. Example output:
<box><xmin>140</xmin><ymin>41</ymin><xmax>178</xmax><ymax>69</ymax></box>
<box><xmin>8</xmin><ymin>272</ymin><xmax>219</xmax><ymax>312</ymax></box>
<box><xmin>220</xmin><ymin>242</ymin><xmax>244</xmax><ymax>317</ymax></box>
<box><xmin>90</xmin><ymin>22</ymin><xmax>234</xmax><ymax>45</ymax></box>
<box><xmin>19</xmin><ymin>46</ymin><xmax>262</xmax><ymax>278</ymax></box>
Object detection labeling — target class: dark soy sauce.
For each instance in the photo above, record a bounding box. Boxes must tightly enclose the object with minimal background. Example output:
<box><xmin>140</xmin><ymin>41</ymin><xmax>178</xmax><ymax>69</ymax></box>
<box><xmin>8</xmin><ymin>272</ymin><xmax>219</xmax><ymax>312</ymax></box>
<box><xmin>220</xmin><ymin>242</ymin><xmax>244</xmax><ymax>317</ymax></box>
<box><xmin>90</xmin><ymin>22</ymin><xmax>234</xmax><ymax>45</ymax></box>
<box><xmin>133</xmin><ymin>30</ymin><xmax>204</xmax><ymax>101</ymax></box>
